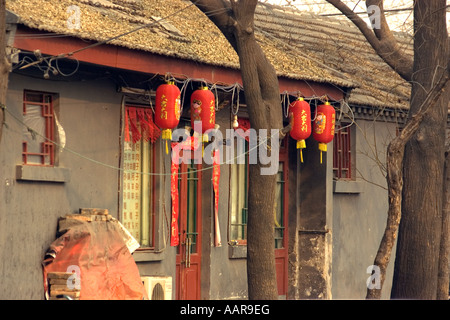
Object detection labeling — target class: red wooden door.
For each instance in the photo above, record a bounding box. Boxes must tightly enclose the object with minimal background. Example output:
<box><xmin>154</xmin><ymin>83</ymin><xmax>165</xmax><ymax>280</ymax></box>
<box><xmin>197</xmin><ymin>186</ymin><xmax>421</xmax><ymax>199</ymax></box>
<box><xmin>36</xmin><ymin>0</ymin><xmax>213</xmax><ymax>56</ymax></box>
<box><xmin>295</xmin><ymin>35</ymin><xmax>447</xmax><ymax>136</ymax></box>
<box><xmin>275</xmin><ymin>151</ymin><xmax>289</xmax><ymax>298</ymax></box>
<box><xmin>175</xmin><ymin>157</ymin><xmax>202</xmax><ymax>300</ymax></box>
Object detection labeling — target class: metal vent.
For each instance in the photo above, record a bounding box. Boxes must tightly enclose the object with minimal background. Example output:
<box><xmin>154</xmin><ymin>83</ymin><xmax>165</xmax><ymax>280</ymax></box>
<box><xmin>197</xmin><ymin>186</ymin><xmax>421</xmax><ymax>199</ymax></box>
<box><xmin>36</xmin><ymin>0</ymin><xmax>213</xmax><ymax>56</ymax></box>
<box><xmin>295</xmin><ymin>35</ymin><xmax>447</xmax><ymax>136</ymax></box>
<box><xmin>151</xmin><ymin>283</ymin><xmax>165</xmax><ymax>300</ymax></box>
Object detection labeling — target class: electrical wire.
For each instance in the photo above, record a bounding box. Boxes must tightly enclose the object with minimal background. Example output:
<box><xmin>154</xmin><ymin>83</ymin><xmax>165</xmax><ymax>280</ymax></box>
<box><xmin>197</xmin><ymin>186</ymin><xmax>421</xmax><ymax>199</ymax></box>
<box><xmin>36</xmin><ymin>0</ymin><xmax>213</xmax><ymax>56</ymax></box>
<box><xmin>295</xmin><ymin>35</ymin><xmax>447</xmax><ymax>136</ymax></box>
<box><xmin>3</xmin><ymin>100</ymin><xmax>309</xmax><ymax>177</ymax></box>
<box><xmin>6</xmin><ymin>3</ymin><xmax>358</xmax><ymax>175</ymax></box>
<box><xmin>16</xmin><ymin>3</ymin><xmax>230</xmax><ymax>73</ymax></box>
<box><xmin>17</xmin><ymin>2</ymin><xmax>197</xmax><ymax>71</ymax></box>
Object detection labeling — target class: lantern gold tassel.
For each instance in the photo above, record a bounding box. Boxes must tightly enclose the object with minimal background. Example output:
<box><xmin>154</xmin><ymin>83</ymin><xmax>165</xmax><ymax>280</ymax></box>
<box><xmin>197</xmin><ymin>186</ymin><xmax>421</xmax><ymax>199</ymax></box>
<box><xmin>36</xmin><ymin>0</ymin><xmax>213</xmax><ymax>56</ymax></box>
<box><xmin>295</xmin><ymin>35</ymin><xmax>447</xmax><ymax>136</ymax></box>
<box><xmin>318</xmin><ymin>143</ymin><xmax>327</xmax><ymax>164</ymax></box>
<box><xmin>202</xmin><ymin>134</ymin><xmax>209</xmax><ymax>157</ymax></box>
<box><xmin>297</xmin><ymin>140</ymin><xmax>306</xmax><ymax>163</ymax></box>
<box><xmin>162</xmin><ymin>129</ymin><xmax>172</xmax><ymax>154</ymax></box>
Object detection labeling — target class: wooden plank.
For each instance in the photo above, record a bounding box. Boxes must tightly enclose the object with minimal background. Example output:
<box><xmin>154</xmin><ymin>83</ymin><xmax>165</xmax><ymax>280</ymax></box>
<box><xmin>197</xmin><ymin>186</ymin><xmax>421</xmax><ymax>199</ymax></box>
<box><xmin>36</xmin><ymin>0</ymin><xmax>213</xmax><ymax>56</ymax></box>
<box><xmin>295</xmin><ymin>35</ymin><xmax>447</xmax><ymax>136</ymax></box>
<box><xmin>49</xmin><ymin>278</ymin><xmax>75</xmax><ymax>285</ymax></box>
<box><xmin>50</xmin><ymin>290</ymin><xmax>80</xmax><ymax>298</ymax></box>
<box><xmin>47</xmin><ymin>272</ymin><xmax>73</xmax><ymax>279</ymax></box>
<box><xmin>79</xmin><ymin>208</ymin><xmax>109</xmax><ymax>215</ymax></box>
<box><xmin>50</xmin><ymin>284</ymin><xmax>79</xmax><ymax>292</ymax></box>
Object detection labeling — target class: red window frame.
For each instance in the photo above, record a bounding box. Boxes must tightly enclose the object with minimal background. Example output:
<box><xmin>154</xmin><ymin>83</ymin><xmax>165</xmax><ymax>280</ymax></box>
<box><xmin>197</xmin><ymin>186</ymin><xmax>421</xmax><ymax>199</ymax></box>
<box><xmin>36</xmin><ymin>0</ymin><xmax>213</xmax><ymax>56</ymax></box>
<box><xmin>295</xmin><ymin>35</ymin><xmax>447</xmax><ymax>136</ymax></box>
<box><xmin>333</xmin><ymin>124</ymin><xmax>352</xmax><ymax>180</ymax></box>
<box><xmin>22</xmin><ymin>91</ymin><xmax>55</xmax><ymax>166</ymax></box>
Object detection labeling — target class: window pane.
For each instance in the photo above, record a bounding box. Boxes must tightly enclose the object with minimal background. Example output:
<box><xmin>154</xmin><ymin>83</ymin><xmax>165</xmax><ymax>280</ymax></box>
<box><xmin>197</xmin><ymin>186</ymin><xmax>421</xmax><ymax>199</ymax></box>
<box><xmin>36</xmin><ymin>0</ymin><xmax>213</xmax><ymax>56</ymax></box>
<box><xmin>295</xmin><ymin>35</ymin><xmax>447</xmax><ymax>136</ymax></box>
<box><xmin>23</xmin><ymin>104</ymin><xmax>46</xmax><ymax>164</ymax></box>
<box><xmin>274</xmin><ymin>162</ymin><xmax>284</xmax><ymax>249</ymax></box>
<box><xmin>140</xmin><ymin>138</ymin><xmax>152</xmax><ymax>247</ymax></box>
<box><xmin>122</xmin><ymin>139</ymin><xmax>142</xmax><ymax>243</ymax></box>
<box><xmin>187</xmin><ymin>161</ymin><xmax>198</xmax><ymax>253</ymax></box>
<box><xmin>122</xmin><ymin>107</ymin><xmax>154</xmax><ymax>248</ymax></box>
<box><xmin>333</xmin><ymin>124</ymin><xmax>352</xmax><ymax>180</ymax></box>
<box><xmin>229</xmin><ymin>139</ymin><xmax>248</xmax><ymax>243</ymax></box>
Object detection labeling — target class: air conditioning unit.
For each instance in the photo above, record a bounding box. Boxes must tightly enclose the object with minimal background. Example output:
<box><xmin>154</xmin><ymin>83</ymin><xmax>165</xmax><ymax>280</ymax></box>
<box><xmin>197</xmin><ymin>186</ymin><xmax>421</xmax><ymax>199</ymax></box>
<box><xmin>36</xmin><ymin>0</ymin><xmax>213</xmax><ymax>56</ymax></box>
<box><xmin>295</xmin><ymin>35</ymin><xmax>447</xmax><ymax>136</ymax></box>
<box><xmin>141</xmin><ymin>276</ymin><xmax>172</xmax><ymax>300</ymax></box>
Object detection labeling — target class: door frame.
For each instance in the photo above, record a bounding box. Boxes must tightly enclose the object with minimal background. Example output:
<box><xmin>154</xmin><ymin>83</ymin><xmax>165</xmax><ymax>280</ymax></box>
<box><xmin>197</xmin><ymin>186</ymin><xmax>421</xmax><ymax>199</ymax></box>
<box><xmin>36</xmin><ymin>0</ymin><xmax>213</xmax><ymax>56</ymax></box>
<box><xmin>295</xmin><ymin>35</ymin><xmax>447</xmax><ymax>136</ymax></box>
<box><xmin>175</xmin><ymin>154</ymin><xmax>202</xmax><ymax>300</ymax></box>
<box><xmin>275</xmin><ymin>139</ymin><xmax>289</xmax><ymax>298</ymax></box>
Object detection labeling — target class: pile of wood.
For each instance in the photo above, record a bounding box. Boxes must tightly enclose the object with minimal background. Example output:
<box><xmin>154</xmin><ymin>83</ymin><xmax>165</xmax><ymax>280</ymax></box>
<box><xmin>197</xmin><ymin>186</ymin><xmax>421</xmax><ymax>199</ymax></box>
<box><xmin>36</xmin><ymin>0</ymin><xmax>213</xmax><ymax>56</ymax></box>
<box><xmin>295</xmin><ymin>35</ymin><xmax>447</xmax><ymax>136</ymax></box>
<box><xmin>45</xmin><ymin>208</ymin><xmax>141</xmax><ymax>300</ymax></box>
<box><xmin>57</xmin><ymin>208</ymin><xmax>113</xmax><ymax>234</ymax></box>
<box><xmin>76</xmin><ymin>208</ymin><xmax>112</xmax><ymax>221</ymax></box>
<box><xmin>47</xmin><ymin>272</ymin><xmax>80</xmax><ymax>300</ymax></box>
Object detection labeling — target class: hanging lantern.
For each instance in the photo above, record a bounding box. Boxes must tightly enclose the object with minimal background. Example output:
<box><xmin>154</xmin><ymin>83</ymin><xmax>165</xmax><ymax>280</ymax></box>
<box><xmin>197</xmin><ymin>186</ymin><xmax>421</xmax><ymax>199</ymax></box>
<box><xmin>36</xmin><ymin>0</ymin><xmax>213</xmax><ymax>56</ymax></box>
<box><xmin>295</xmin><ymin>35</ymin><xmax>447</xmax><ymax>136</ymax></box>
<box><xmin>190</xmin><ymin>86</ymin><xmax>215</xmax><ymax>144</ymax></box>
<box><xmin>312</xmin><ymin>101</ymin><xmax>335</xmax><ymax>164</ymax></box>
<box><xmin>155</xmin><ymin>81</ymin><xmax>181</xmax><ymax>153</ymax></box>
<box><xmin>289</xmin><ymin>97</ymin><xmax>311</xmax><ymax>163</ymax></box>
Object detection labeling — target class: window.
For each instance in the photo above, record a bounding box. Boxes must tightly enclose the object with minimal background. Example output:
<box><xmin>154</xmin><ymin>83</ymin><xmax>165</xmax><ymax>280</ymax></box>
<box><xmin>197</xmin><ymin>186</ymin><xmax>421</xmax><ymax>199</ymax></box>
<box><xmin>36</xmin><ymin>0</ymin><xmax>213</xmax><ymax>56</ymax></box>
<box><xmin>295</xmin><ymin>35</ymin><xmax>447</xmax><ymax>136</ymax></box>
<box><xmin>229</xmin><ymin>139</ymin><xmax>248</xmax><ymax>244</ymax></box>
<box><xmin>228</xmin><ymin>131</ymin><xmax>288</xmax><ymax>248</ymax></box>
<box><xmin>121</xmin><ymin>106</ymin><xmax>157</xmax><ymax>248</ymax></box>
<box><xmin>333</xmin><ymin>124</ymin><xmax>353</xmax><ymax>180</ymax></box>
<box><xmin>274</xmin><ymin>161</ymin><xmax>285</xmax><ymax>249</ymax></box>
<box><xmin>22</xmin><ymin>90</ymin><xmax>56</xmax><ymax>166</ymax></box>
<box><xmin>178</xmin><ymin>158</ymin><xmax>200</xmax><ymax>253</ymax></box>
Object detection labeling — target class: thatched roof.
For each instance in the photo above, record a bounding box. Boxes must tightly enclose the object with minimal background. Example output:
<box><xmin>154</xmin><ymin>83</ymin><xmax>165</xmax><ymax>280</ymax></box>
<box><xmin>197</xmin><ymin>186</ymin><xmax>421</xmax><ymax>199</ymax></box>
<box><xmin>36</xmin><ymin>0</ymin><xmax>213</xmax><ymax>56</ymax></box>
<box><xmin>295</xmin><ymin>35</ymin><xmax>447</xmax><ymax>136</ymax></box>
<box><xmin>254</xmin><ymin>4</ymin><xmax>411</xmax><ymax>109</ymax></box>
<box><xmin>7</xmin><ymin>0</ymin><xmax>411</xmax><ymax>109</ymax></box>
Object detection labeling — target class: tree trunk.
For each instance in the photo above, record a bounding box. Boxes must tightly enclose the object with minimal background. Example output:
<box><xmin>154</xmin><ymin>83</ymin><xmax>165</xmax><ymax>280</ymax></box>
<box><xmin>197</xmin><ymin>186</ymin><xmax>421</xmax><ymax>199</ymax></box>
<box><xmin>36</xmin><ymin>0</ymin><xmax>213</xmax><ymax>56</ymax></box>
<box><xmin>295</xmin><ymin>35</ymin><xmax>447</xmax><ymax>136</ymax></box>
<box><xmin>233</xmin><ymin>2</ymin><xmax>281</xmax><ymax>300</ymax></box>
<box><xmin>192</xmin><ymin>0</ymin><xmax>281</xmax><ymax>299</ymax></box>
<box><xmin>365</xmin><ymin>62</ymin><xmax>450</xmax><ymax>299</ymax></box>
<box><xmin>437</xmin><ymin>147</ymin><xmax>450</xmax><ymax>299</ymax></box>
<box><xmin>326</xmin><ymin>0</ymin><xmax>449</xmax><ymax>299</ymax></box>
<box><xmin>391</xmin><ymin>0</ymin><xmax>449</xmax><ymax>299</ymax></box>
<box><xmin>0</xmin><ymin>0</ymin><xmax>10</xmax><ymax>143</ymax></box>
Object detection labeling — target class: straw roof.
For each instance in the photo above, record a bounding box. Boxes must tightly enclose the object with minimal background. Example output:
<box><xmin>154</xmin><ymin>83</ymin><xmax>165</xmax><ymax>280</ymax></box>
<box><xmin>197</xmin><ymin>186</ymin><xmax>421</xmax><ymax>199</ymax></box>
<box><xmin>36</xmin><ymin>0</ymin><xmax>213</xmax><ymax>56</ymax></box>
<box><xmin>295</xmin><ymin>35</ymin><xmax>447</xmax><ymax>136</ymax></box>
<box><xmin>254</xmin><ymin>4</ymin><xmax>411</xmax><ymax>109</ymax></box>
<box><xmin>7</xmin><ymin>0</ymin><xmax>411</xmax><ymax>108</ymax></box>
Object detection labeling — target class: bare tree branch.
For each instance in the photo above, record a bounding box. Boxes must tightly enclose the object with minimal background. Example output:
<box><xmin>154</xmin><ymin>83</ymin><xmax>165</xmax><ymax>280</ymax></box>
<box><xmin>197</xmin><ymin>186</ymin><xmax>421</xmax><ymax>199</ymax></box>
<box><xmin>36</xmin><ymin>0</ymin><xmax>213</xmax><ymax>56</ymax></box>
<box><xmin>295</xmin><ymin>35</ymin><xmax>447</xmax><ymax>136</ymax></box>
<box><xmin>325</xmin><ymin>0</ymin><xmax>413</xmax><ymax>81</ymax></box>
<box><xmin>190</xmin><ymin>0</ymin><xmax>237</xmax><ymax>50</ymax></box>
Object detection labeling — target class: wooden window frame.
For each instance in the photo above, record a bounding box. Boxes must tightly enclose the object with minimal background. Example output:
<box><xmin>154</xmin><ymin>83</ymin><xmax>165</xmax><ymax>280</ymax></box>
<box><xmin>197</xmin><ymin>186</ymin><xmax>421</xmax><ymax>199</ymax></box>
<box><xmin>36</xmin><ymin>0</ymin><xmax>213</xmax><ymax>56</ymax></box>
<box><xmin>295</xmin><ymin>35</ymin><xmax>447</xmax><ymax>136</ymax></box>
<box><xmin>22</xmin><ymin>90</ymin><xmax>56</xmax><ymax>166</ymax></box>
<box><xmin>333</xmin><ymin>123</ymin><xmax>353</xmax><ymax>180</ymax></box>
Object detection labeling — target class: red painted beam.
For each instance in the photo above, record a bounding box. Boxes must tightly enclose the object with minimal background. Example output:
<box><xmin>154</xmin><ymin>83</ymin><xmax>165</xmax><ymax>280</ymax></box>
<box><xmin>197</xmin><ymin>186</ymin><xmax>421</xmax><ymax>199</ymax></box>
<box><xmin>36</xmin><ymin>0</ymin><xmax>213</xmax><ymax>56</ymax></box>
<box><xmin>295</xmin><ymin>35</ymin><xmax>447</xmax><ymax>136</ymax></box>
<box><xmin>14</xmin><ymin>27</ymin><xmax>344</xmax><ymax>100</ymax></box>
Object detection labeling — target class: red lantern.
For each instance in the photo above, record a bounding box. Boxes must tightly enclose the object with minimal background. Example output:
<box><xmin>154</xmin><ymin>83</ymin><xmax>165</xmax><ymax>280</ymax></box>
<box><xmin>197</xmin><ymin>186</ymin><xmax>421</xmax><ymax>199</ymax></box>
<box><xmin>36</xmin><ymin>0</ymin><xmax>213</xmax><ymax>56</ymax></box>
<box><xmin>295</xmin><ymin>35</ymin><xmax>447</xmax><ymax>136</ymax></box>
<box><xmin>155</xmin><ymin>81</ymin><xmax>181</xmax><ymax>152</ymax></box>
<box><xmin>289</xmin><ymin>97</ymin><xmax>311</xmax><ymax>163</ymax></box>
<box><xmin>190</xmin><ymin>86</ymin><xmax>216</xmax><ymax>143</ymax></box>
<box><xmin>312</xmin><ymin>101</ymin><xmax>335</xmax><ymax>163</ymax></box>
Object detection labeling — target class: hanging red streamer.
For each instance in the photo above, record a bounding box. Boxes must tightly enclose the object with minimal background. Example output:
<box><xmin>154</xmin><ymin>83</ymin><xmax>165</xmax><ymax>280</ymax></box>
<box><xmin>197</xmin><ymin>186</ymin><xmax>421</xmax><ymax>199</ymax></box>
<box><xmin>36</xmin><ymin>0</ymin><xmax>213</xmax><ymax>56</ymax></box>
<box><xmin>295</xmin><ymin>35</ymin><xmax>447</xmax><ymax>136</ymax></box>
<box><xmin>169</xmin><ymin>136</ymin><xmax>201</xmax><ymax>246</ymax></box>
<box><xmin>146</xmin><ymin>109</ymin><xmax>161</xmax><ymax>143</ymax></box>
<box><xmin>127</xmin><ymin>107</ymin><xmax>141</xmax><ymax>144</ymax></box>
<box><xmin>137</xmin><ymin>108</ymin><xmax>161</xmax><ymax>143</ymax></box>
<box><xmin>124</xmin><ymin>108</ymin><xmax>130</xmax><ymax>142</ymax></box>
<box><xmin>170</xmin><ymin>152</ymin><xmax>180</xmax><ymax>247</ymax></box>
<box><xmin>213</xmin><ymin>150</ymin><xmax>221</xmax><ymax>247</ymax></box>
<box><xmin>125</xmin><ymin>107</ymin><xmax>161</xmax><ymax>144</ymax></box>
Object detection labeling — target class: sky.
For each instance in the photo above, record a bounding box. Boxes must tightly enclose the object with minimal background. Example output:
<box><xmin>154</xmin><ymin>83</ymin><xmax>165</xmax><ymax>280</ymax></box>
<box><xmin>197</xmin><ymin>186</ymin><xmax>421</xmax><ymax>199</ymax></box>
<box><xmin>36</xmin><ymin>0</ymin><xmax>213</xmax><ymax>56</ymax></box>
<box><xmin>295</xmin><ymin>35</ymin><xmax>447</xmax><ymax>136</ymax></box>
<box><xmin>262</xmin><ymin>0</ymin><xmax>450</xmax><ymax>33</ymax></box>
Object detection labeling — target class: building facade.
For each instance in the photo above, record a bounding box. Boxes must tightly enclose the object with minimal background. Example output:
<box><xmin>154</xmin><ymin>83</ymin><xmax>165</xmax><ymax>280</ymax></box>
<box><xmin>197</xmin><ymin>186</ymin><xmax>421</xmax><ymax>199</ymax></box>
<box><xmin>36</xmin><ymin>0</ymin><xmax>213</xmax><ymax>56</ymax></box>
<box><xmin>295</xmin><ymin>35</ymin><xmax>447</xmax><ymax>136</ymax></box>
<box><xmin>0</xmin><ymin>0</ymin><xmax>413</xmax><ymax>300</ymax></box>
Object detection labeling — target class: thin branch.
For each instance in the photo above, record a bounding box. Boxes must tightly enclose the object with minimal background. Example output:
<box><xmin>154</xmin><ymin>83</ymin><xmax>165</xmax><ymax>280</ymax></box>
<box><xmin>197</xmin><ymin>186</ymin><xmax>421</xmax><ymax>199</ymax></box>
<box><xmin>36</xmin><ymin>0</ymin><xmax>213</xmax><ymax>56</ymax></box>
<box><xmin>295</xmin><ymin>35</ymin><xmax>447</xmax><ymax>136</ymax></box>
<box><xmin>325</xmin><ymin>0</ymin><xmax>413</xmax><ymax>81</ymax></box>
<box><xmin>191</xmin><ymin>0</ymin><xmax>237</xmax><ymax>51</ymax></box>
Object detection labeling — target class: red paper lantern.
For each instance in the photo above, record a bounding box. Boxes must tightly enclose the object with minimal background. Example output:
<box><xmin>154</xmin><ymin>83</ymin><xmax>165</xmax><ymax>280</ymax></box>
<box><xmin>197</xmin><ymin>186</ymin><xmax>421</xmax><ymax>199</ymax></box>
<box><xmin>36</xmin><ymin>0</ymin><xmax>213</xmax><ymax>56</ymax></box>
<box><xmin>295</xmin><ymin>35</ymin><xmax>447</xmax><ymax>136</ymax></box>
<box><xmin>312</xmin><ymin>101</ymin><xmax>335</xmax><ymax>163</ymax></box>
<box><xmin>289</xmin><ymin>97</ymin><xmax>311</xmax><ymax>162</ymax></box>
<box><xmin>190</xmin><ymin>86</ymin><xmax>215</xmax><ymax>143</ymax></box>
<box><xmin>155</xmin><ymin>81</ymin><xmax>181</xmax><ymax>140</ymax></box>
